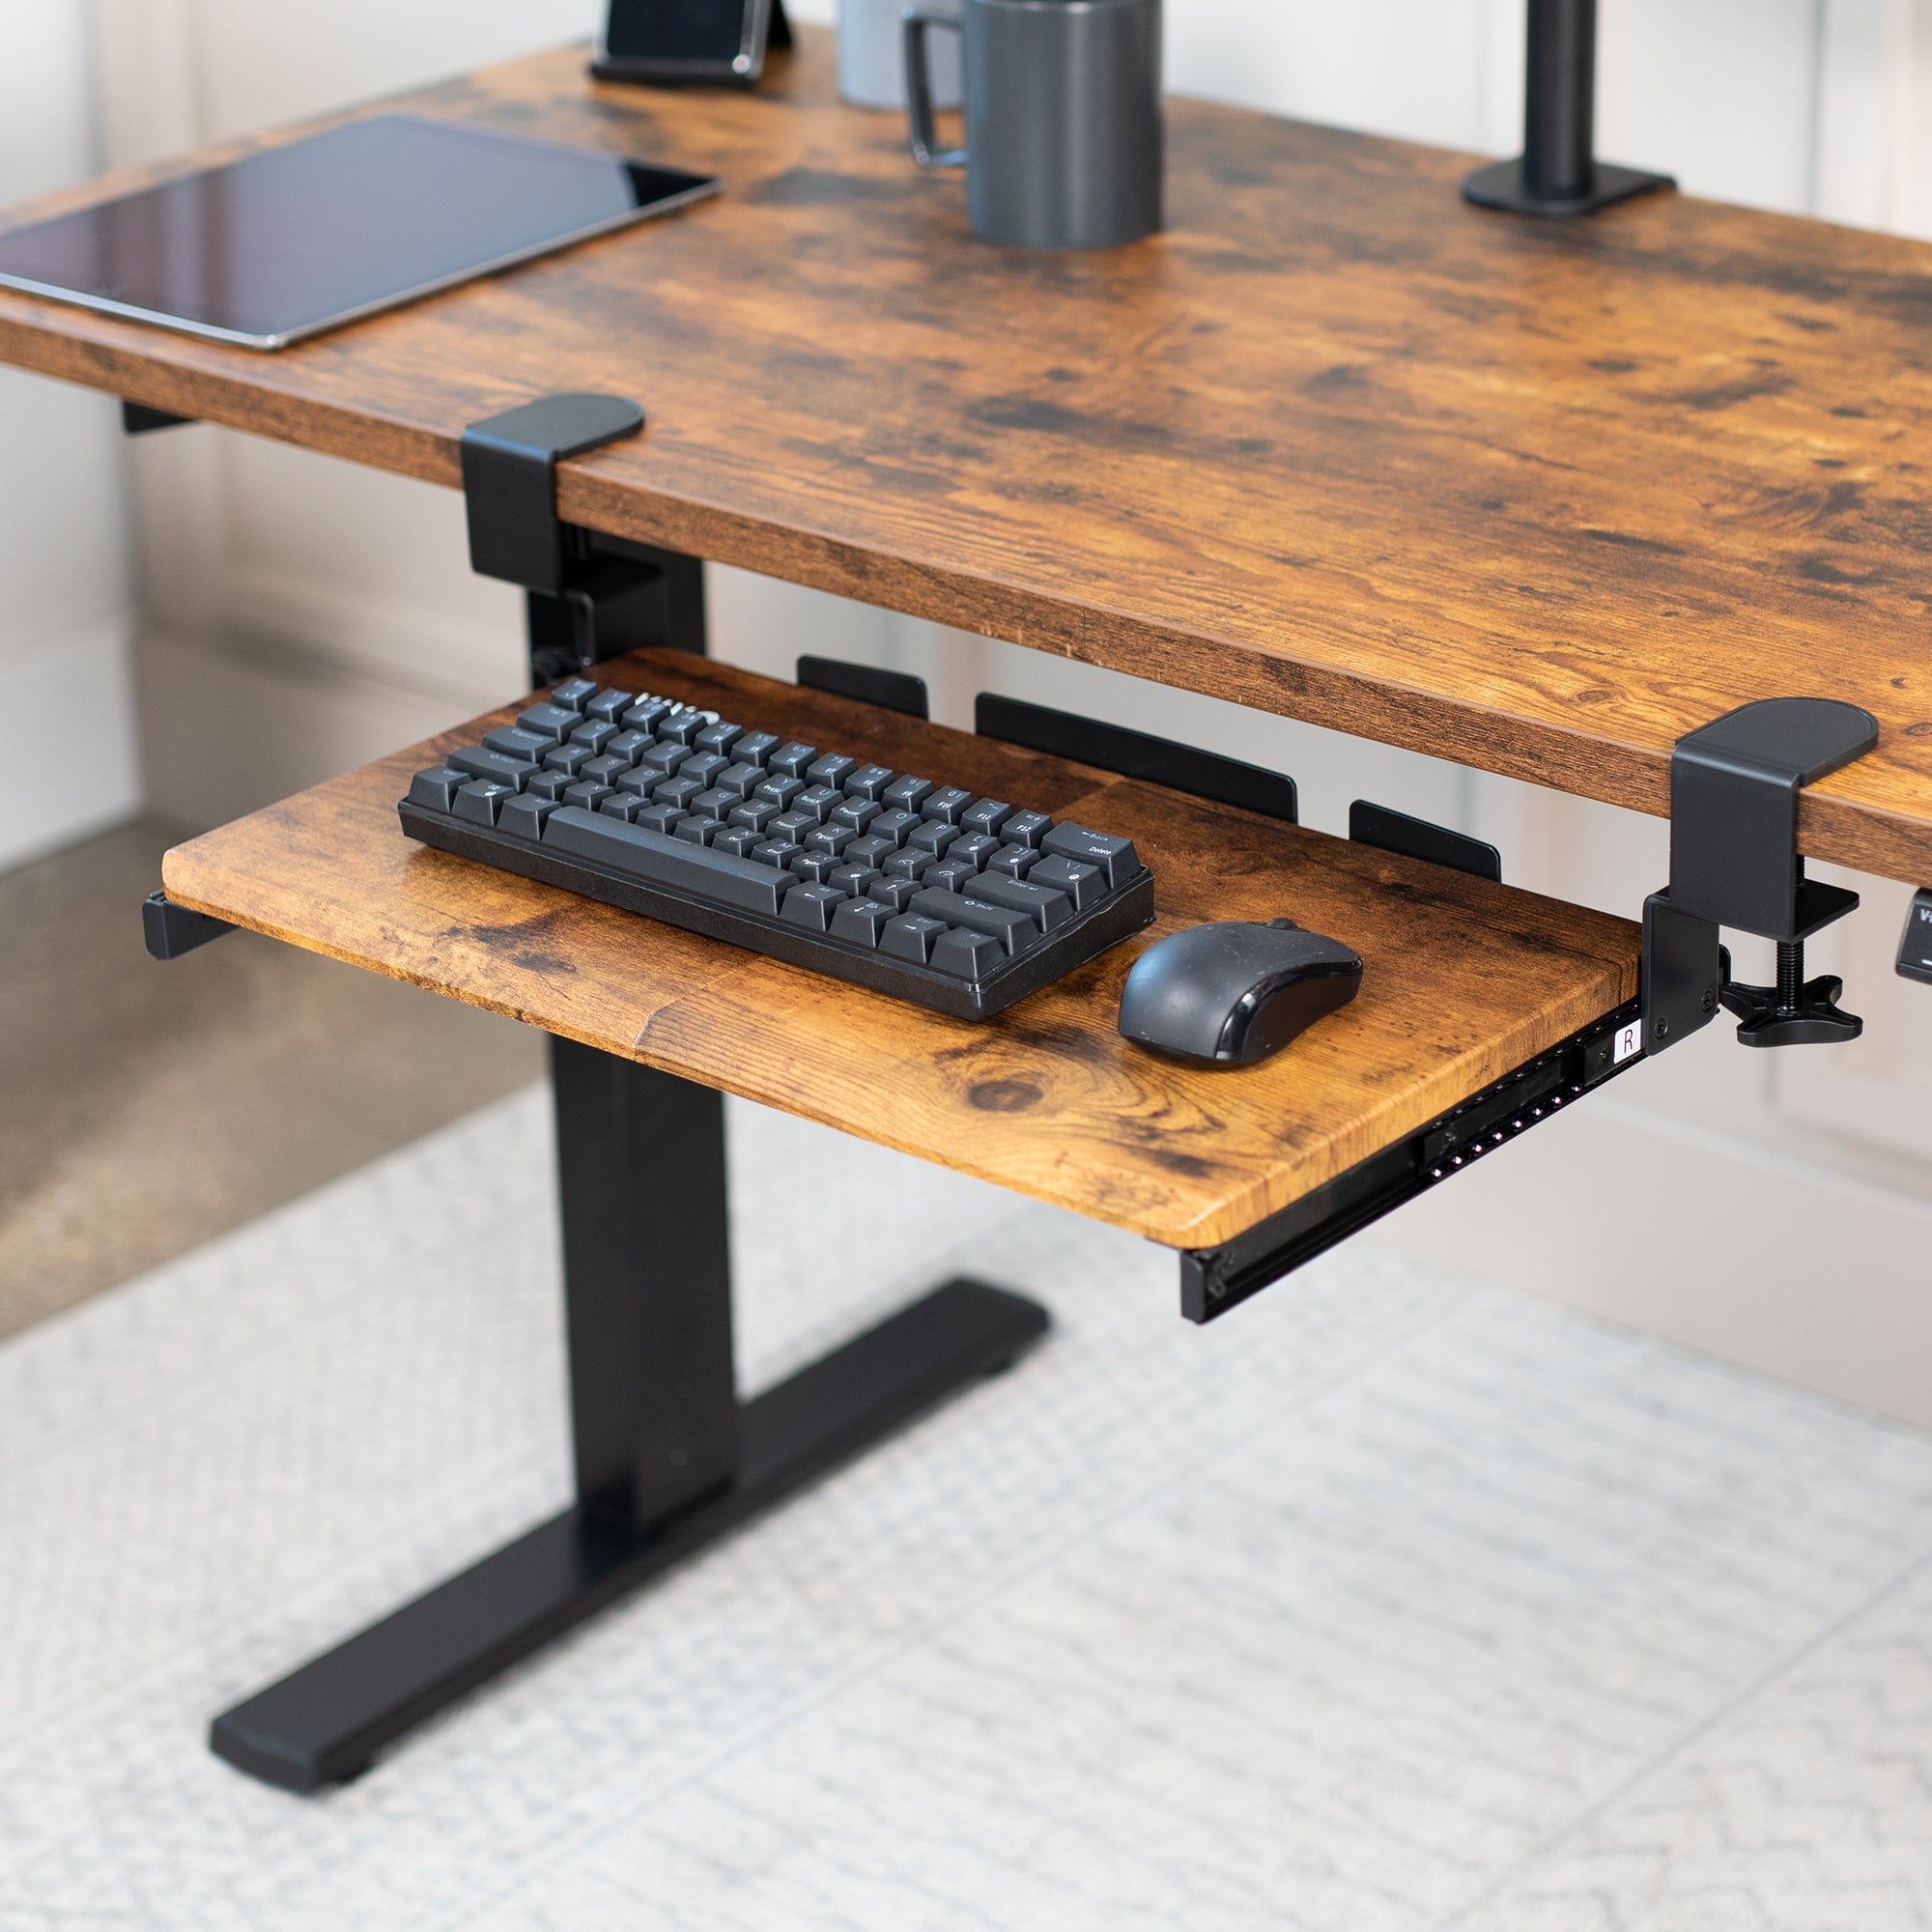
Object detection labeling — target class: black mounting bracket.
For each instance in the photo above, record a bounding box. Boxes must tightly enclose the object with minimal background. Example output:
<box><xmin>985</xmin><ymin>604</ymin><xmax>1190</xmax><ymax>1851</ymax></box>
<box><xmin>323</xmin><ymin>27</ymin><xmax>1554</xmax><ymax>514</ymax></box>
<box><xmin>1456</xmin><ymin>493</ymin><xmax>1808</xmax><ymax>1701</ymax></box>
<box><xmin>123</xmin><ymin>401</ymin><xmax>196</xmax><ymax>436</ymax></box>
<box><xmin>1463</xmin><ymin>0</ymin><xmax>1674</xmax><ymax>217</ymax></box>
<box><xmin>1898</xmin><ymin>889</ymin><xmax>1932</xmax><ymax>986</ymax></box>
<box><xmin>1349</xmin><ymin>800</ymin><xmax>1501</xmax><ymax>882</ymax></box>
<box><xmin>143</xmin><ymin>890</ymin><xmax>235</xmax><ymax>959</ymax></box>
<box><xmin>798</xmin><ymin>655</ymin><xmax>930</xmax><ymax>720</ymax></box>
<box><xmin>460</xmin><ymin>393</ymin><xmax>706</xmax><ymax>682</ymax></box>
<box><xmin>1640</xmin><ymin>696</ymin><xmax>1879</xmax><ymax>1054</ymax></box>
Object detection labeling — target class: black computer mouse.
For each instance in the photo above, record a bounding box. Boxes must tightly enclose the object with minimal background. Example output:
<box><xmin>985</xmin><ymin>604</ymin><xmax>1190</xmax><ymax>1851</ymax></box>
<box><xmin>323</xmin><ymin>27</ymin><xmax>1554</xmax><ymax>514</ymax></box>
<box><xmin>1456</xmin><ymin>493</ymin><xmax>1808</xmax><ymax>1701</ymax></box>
<box><xmin>1117</xmin><ymin>919</ymin><xmax>1363</xmax><ymax>1065</ymax></box>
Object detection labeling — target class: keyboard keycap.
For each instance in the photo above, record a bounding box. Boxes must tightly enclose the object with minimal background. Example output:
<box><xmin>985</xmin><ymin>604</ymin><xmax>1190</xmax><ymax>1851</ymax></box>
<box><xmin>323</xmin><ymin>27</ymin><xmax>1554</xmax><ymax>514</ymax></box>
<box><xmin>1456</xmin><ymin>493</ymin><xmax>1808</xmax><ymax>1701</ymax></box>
<box><xmin>950</xmin><ymin>834</ymin><xmax>1002</xmax><ymax>873</ymax></box>
<box><xmin>550</xmin><ymin>677</ymin><xmax>597</xmax><ymax>713</ymax></box>
<box><xmin>451</xmin><ymin>746</ymin><xmax>537</xmax><ymax>788</ymax></box>
<box><xmin>804</xmin><ymin>823</ymin><xmax>857</xmax><ymax>857</ymax></box>
<box><xmin>868</xmin><ymin>875</ymin><xmax>923</xmax><ymax>914</ymax></box>
<box><xmin>637</xmin><ymin>742</ymin><xmax>689</xmax><ymax>779</ymax></box>
<box><xmin>807</xmin><ymin>753</ymin><xmax>856</xmax><ymax>789</ymax></box>
<box><xmin>729</xmin><ymin>800</ymin><xmax>780</xmax><ymax>835</ymax></box>
<box><xmin>582</xmin><ymin>754</ymin><xmax>631</xmax><ymax>787</ymax></box>
<box><xmin>983</xmin><ymin>843</ymin><xmax>1037</xmax><ymax>880</ymax></box>
<box><xmin>771</xmin><ymin>810</ymin><xmax>818</xmax><ymax>843</ymax></box>
<box><xmin>636</xmin><ymin>804</ymin><xmax>685</xmax><ymax>834</ymax></box>
<box><xmin>781</xmin><ymin>882</ymin><xmax>845</xmax><ymax>932</ymax></box>
<box><xmin>696</xmin><ymin>720</ymin><xmax>744</xmax><ymax>756</ymax></box>
<box><xmin>735</xmin><ymin>730</ymin><xmax>781</xmax><ymax>768</ymax></box>
<box><xmin>543</xmin><ymin>807</ymin><xmax>798</xmax><ymax>914</ymax></box>
<box><xmin>525</xmin><ymin>769</ymin><xmax>574</xmax><ymax>803</ymax></box>
<box><xmin>869</xmin><ymin>809</ymin><xmax>921</xmax><ymax>848</ymax></box>
<box><xmin>408</xmin><ymin>766</ymin><xmax>469</xmax><ymax>811</ymax></box>
<box><xmin>565</xmin><ymin>781</ymin><xmax>615</xmax><ymax>810</ymax></box>
<box><xmin>931</xmin><ymin>926</ymin><xmax>1005</xmax><ymax>979</ymax></box>
<box><xmin>674</xmin><ymin>815</ymin><xmax>722</xmax><ymax>845</ymax></box>
<box><xmin>908</xmin><ymin>821</ymin><xmax>957</xmax><ymax>858</ymax></box>
<box><xmin>831</xmin><ymin>897</ymin><xmax>894</xmax><ymax>946</ymax></box>
<box><xmin>599</xmin><ymin>794</ymin><xmax>641</xmax><ymax>821</ymax></box>
<box><xmin>655</xmin><ymin>777</ymin><xmax>706</xmax><ymax>811</ymax></box>
<box><xmin>713</xmin><ymin>827</ymin><xmax>762</xmax><ymax>858</ymax></box>
<box><xmin>882</xmin><ymin>776</ymin><xmax>933</xmax><ymax>813</ymax></box>
<box><xmin>499</xmin><ymin>795</ymin><xmax>555</xmax><ymax>839</ymax></box>
<box><xmin>769</xmin><ymin>741</ymin><xmax>817</xmax><ymax>778</ymax></box>
<box><xmin>881</xmin><ymin>913</ymin><xmax>949</xmax><ymax>963</ymax></box>
<box><xmin>792</xmin><ymin>850</ymin><xmax>844</xmax><ymax>886</ymax></box>
<box><xmin>714</xmin><ymin>761</ymin><xmax>762</xmax><ymax>801</ymax></box>
<box><xmin>922</xmin><ymin>858</ymin><xmax>979</xmax><ymax>895</ymax></box>
<box><xmin>881</xmin><ymin>848</ymin><xmax>933</xmax><ymax>882</ymax></box>
<box><xmin>829</xmin><ymin>863</ymin><xmax>883</xmax><ymax>898</ymax></box>
<box><xmin>754</xmin><ymin>838</ymin><xmax>805</xmax><ymax>870</ymax></box>
<box><xmin>845</xmin><ymin>764</ymin><xmax>895</xmax><ymax>803</ymax></box>
<box><xmin>1027</xmin><ymin>853</ymin><xmax>1103</xmax><ymax>910</ymax></box>
<box><xmin>585</xmin><ymin>688</ymin><xmax>635</xmax><ymax>723</ymax></box>
<box><xmin>754</xmin><ymin>775</ymin><xmax>804</xmax><ymax>811</ymax></box>
<box><xmin>689</xmin><ymin>787</ymin><xmax>737</xmax><ymax>821</ymax></box>
<box><xmin>923</xmin><ymin>786</ymin><xmax>974</xmax><ymax>826</ymax></box>
<box><xmin>960</xmin><ymin>799</ymin><xmax>1011</xmax><ymax>839</ymax></box>
<box><xmin>544</xmin><ymin>744</ymin><xmax>590</xmax><ymax>778</ymax></box>
<box><xmin>657</xmin><ymin>707</ymin><xmax>711</xmax><ymax>748</ymax></box>
<box><xmin>966</xmin><ymin>871</ymin><xmax>1073</xmax><ymax>930</ymax></box>
<box><xmin>832</xmin><ymin>798</ymin><xmax>880</xmax><ymax>834</ymax></box>
<box><xmin>912</xmin><ymin>889</ymin><xmax>1039</xmax><ymax>955</ymax></box>
<box><xmin>570</xmin><ymin>719</ymin><xmax>617</xmax><ymax>754</ymax></box>
<box><xmin>1041</xmin><ymin>821</ymin><xmax>1139</xmax><ymax>889</ymax></box>
<box><xmin>794</xmin><ymin>784</ymin><xmax>842</xmax><ymax>824</ymax></box>
<box><xmin>518</xmin><ymin>703</ymin><xmax>577</xmax><ymax>742</ymax></box>
<box><xmin>678</xmin><ymin>753</ymin><xmax>728</xmax><ymax>792</ymax></box>
<box><xmin>455</xmin><ymin>779</ymin><xmax>513</xmax><ymax>824</ymax></box>
<box><xmin>485</xmin><ymin>725</ymin><xmax>557</xmax><ymax>762</ymax></box>
<box><xmin>604</xmin><ymin>729</ymin><xmax>653</xmax><ymax>766</ymax></box>
<box><xmin>842</xmin><ymin>834</ymin><xmax>895</xmax><ymax>872</ymax></box>
<box><xmin>1003</xmin><ymin>810</ymin><xmax>1053</xmax><ymax>851</ymax></box>
<box><xmin>621</xmin><ymin>697</ymin><xmax>672</xmax><ymax>734</ymax></box>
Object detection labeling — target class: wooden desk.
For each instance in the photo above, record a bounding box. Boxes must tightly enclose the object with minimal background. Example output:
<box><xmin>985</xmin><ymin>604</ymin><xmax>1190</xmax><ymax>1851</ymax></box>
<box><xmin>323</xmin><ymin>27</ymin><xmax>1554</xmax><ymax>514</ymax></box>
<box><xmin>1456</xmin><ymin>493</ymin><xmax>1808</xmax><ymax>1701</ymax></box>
<box><xmin>4</xmin><ymin>29</ymin><xmax>1931</xmax><ymax>881</ymax></box>
<box><xmin>164</xmin><ymin>649</ymin><xmax>1640</xmax><ymax>1253</ymax></box>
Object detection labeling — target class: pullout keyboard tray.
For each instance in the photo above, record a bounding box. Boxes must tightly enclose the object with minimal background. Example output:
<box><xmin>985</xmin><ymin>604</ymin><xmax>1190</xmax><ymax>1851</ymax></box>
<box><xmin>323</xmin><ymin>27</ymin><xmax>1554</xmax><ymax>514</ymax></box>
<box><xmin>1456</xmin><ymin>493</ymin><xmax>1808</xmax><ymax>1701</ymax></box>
<box><xmin>161</xmin><ymin>649</ymin><xmax>1643</xmax><ymax>1313</ymax></box>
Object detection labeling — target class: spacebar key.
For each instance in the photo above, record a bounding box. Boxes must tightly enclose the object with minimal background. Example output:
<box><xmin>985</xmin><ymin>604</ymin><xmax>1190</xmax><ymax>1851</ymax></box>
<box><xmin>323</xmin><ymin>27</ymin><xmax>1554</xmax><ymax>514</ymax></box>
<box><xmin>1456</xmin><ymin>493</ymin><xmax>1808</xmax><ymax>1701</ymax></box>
<box><xmin>541</xmin><ymin>806</ymin><xmax>791</xmax><ymax>915</ymax></box>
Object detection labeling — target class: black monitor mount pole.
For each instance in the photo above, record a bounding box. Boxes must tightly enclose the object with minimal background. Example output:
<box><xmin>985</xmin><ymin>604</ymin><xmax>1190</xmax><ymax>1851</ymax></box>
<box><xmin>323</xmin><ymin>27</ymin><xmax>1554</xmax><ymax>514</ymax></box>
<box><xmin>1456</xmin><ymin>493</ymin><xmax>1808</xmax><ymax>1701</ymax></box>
<box><xmin>1463</xmin><ymin>0</ymin><xmax>1673</xmax><ymax>216</ymax></box>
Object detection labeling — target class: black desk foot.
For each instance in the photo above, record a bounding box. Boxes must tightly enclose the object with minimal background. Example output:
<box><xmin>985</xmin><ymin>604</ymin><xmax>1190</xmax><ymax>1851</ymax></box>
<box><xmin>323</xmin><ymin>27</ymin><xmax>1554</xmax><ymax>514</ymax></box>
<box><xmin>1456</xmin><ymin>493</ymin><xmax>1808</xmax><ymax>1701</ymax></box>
<box><xmin>1462</xmin><ymin>156</ymin><xmax>1673</xmax><ymax>216</ymax></box>
<box><xmin>213</xmin><ymin>1276</ymin><xmax>1046</xmax><ymax>1792</ymax></box>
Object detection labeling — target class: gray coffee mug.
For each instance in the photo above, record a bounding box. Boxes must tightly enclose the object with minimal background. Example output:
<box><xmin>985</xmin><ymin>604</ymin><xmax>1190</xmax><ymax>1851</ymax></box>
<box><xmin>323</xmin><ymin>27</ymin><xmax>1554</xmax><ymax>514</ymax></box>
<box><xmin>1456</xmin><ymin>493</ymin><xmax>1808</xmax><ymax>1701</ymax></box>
<box><xmin>902</xmin><ymin>0</ymin><xmax>1162</xmax><ymax>251</ymax></box>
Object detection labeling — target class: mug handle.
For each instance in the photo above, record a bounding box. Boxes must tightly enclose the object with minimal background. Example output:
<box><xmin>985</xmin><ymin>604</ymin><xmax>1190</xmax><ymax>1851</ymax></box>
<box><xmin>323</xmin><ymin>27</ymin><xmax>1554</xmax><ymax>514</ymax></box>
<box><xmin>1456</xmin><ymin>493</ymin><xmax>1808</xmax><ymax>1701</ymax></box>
<box><xmin>902</xmin><ymin>10</ymin><xmax>966</xmax><ymax>169</ymax></box>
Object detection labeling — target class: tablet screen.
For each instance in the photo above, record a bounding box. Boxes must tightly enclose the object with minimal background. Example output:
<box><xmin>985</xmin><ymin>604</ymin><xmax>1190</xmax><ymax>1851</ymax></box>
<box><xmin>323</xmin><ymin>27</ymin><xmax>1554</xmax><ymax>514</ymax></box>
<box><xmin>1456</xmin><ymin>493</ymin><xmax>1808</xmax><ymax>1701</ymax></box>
<box><xmin>0</xmin><ymin>115</ymin><xmax>719</xmax><ymax>350</ymax></box>
<box><xmin>604</xmin><ymin>0</ymin><xmax>752</xmax><ymax>64</ymax></box>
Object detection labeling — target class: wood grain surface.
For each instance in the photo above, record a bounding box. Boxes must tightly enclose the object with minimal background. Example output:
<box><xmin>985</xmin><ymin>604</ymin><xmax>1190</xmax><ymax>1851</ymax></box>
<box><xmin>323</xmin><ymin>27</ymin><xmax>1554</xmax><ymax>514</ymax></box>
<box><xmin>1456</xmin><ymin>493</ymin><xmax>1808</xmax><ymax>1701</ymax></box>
<box><xmin>160</xmin><ymin>650</ymin><xmax>1638</xmax><ymax>1250</ymax></box>
<box><xmin>13</xmin><ymin>35</ymin><xmax>1926</xmax><ymax>877</ymax></box>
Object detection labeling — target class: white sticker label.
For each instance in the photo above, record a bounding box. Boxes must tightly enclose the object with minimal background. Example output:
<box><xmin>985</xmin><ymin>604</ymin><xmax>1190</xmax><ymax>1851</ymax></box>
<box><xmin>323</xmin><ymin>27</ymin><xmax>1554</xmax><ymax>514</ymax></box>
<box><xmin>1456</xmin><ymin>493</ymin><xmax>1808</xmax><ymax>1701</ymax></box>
<box><xmin>1613</xmin><ymin>1022</ymin><xmax>1642</xmax><ymax>1065</ymax></box>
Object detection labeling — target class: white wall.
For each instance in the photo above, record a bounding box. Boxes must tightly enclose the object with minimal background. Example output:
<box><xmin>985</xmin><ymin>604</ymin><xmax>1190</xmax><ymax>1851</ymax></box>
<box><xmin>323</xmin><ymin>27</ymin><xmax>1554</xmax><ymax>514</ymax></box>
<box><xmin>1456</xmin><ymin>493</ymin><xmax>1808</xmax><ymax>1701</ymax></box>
<box><xmin>0</xmin><ymin>1</ymin><xmax>138</xmax><ymax>870</ymax></box>
<box><xmin>61</xmin><ymin>0</ymin><xmax>1932</xmax><ymax>1421</ymax></box>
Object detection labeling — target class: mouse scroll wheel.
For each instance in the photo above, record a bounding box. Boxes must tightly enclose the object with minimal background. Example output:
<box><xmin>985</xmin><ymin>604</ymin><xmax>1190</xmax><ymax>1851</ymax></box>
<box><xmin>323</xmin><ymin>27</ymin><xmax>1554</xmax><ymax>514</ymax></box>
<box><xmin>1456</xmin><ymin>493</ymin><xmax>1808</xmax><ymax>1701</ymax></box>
<box><xmin>1265</xmin><ymin>917</ymin><xmax>1299</xmax><ymax>931</ymax></box>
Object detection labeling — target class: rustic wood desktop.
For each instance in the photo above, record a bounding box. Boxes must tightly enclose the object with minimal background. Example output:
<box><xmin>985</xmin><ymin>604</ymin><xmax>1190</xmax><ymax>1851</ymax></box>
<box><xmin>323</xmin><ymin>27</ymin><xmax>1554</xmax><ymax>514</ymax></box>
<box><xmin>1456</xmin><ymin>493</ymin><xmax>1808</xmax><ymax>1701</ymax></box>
<box><xmin>2</xmin><ymin>27</ymin><xmax>1928</xmax><ymax>1789</ymax></box>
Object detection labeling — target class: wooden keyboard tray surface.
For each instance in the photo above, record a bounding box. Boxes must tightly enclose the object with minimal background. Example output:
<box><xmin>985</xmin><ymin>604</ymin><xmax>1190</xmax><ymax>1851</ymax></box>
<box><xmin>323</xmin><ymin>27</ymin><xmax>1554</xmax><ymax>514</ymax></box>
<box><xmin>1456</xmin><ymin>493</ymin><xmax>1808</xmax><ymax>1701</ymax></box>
<box><xmin>161</xmin><ymin>650</ymin><xmax>1640</xmax><ymax>1251</ymax></box>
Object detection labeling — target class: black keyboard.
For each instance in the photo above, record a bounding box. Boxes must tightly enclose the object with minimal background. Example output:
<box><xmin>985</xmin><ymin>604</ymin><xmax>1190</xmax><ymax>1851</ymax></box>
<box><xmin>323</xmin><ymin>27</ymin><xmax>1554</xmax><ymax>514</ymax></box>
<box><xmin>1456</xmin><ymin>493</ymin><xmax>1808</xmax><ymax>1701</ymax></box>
<box><xmin>398</xmin><ymin>674</ymin><xmax>1155</xmax><ymax>1018</ymax></box>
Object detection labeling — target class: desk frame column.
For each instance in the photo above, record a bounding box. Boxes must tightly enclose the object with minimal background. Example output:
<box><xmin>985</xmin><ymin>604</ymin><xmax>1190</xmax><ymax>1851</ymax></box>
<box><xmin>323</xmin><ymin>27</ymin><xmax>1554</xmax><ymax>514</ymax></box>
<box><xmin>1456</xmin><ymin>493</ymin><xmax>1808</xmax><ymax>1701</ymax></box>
<box><xmin>207</xmin><ymin>549</ymin><xmax>1048</xmax><ymax>1792</ymax></box>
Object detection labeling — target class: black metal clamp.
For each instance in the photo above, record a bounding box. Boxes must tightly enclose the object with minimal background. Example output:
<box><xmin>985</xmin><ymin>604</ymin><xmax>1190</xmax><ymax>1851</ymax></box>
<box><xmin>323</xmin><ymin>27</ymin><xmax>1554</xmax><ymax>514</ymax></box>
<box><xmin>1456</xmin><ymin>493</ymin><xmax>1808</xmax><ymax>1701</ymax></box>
<box><xmin>1641</xmin><ymin>696</ymin><xmax>1879</xmax><ymax>1055</ymax></box>
<box><xmin>1901</xmin><ymin>890</ymin><xmax>1932</xmax><ymax>986</ymax></box>
<box><xmin>1463</xmin><ymin>0</ymin><xmax>1674</xmax><ymax>217</ymax></box>
<box><xmin>461</xmin><ymin>392</ymin><xmax>706</xmax><ymax>681</ymax></box>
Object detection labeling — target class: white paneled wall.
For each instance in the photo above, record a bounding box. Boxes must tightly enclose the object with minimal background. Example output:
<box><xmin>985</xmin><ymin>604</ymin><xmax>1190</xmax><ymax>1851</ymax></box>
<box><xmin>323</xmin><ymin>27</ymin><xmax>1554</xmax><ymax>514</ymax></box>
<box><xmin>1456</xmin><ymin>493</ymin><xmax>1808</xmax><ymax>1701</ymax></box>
<box><xmin>0</xmin><ymin>1</ymin><xmax>138</xmax><ymax>868</ymax></box>
<box><xmin>52</xmin><ymin>0</ymin><xmax>1932</xmax><ymax>1415</ymax></box>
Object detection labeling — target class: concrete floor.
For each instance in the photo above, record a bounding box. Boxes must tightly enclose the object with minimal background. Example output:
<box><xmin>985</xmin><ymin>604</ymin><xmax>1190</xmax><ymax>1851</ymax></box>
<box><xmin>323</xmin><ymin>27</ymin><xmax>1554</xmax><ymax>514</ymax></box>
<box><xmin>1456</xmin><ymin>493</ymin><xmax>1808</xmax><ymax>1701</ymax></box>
<box><xmin>0</xmin><ymin>816</ymin><xmax>544</xmax><ymax>1339</ymax></box>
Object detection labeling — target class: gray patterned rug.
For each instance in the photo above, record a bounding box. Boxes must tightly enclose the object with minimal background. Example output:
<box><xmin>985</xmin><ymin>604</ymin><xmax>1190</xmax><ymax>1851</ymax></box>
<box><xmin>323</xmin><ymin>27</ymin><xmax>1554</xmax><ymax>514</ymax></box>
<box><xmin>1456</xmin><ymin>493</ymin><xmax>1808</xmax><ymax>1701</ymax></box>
<box><xmin>4</xmin><ymin>1089</ymin><xmax>1929</xmax><ymax>1931</ymax></box>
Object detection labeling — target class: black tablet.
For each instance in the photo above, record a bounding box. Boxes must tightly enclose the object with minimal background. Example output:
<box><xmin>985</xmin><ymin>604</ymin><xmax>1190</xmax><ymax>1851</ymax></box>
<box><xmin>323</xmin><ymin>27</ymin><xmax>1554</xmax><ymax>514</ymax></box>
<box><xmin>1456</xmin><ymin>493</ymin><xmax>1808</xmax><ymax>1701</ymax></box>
<box><xmin>0</xmin><ymin>115</ymin><xmax>719</xmax><ymax>352</ymax></box>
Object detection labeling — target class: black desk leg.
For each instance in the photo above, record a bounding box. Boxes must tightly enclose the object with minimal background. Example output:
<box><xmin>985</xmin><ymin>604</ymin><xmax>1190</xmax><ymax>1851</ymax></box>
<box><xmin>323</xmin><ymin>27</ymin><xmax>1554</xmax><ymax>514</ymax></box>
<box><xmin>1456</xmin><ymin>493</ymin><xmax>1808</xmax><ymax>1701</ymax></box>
<box><xmin>210</xmin><ymin>1041</ymin><xmax>1048</xmax><ymax>1792</ymax></box>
